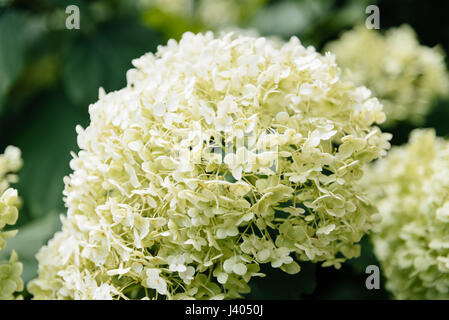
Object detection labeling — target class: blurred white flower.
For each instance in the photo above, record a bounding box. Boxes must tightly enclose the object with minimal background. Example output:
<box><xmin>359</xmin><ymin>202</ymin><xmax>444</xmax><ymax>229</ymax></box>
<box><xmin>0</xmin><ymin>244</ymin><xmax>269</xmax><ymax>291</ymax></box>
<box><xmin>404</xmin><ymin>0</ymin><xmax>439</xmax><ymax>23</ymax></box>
<box><xmin>327</xmin><ymin>25</ymin><xmax>449</xmax><ymax>126</ymax></box>
<box><xmin>363</xmin><ymin>129</ymin><xmax>449</xmax><ymax>299</ymax></box>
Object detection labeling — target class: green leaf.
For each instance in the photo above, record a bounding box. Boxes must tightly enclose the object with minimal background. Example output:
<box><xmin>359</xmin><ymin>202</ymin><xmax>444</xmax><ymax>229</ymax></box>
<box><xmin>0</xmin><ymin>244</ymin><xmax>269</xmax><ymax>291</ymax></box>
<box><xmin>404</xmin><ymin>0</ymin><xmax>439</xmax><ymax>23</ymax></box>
<box><xmin>0</xmin><ymin>11</ymin><xmax>26</xmax><ymax>113</ymax></box>
<box><xmin>62</xmin><ymin>40</ymin><xmax>103</xmax><ymax>108</ymax></box>
<box><xmin>62</xmin><ymin>19</ymin><xmax>161</xmax><ymax>108</ymax></box>
<box><xmin>12</xmin><ymin>92</ymin><xmax>88</xmax><ymax>221</ymax></box>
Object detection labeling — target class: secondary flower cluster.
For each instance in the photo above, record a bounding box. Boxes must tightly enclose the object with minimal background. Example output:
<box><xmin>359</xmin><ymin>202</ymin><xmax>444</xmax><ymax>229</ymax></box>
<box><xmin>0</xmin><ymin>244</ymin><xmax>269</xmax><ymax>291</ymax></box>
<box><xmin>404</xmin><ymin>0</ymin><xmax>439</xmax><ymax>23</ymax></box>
<box><xmin>0</xmin><ymin>146</ymin><xmax>23</xmax><ymax>300</ymax></box>
<box><xmin>326</xmin><ymin>25</ymin><xmax>449</xmax><ymax>126</ymax></box>
<box><xmin>29</xmin><ymin>31</ymin><xmax>390</xmax><ymax>300</ymax></box>
<box><xmin>363</xmin><ymin>129</ymin><xmax>449</xmax><ymax>299</ymax></box>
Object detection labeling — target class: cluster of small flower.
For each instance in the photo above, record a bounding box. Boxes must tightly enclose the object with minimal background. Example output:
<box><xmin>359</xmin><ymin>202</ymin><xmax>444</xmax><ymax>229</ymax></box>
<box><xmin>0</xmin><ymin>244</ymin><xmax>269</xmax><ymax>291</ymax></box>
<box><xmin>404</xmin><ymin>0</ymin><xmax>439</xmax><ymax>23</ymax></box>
<box><xmin>0</xmin><ymin>146</ymin><xmax>23</xmax><ymax>300</ymax></box>
<box><xmin>28</xmin><ymin>31</ymin><xmax>390</xmax><ymax>300</ymax></box>
<box><xmin>327</xmin><ymin>25</ymin><xmax>449</xmax><ymax>126</ymax></box>
<box><xmin>363</xmin><ymin>129</ymin><xmax>449</xmax><ymax>299</ymax></box>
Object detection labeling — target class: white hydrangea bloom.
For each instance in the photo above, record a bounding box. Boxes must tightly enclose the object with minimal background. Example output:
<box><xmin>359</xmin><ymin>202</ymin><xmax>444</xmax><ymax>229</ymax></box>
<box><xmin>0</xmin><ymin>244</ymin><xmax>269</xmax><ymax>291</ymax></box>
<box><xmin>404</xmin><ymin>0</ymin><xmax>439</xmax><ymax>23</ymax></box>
<box><xmin>0</xmin><ymin>146</ymin><xmax>23</xmax><ymax>300</ymax></box>
<box><xmin>326</xmin><ymin>25</ymin><xmax>449</xmax><ymax>126</ymax></box>
<box><xmin>364</xmin><ymin>129</ymin><xmax>449</xmax><ymax>299</ymax></box>
<box><xmin>0</xmin><ymin>146</ymin><xmax>22</xmax><ymax>195</ymax></box>
<box><xmin>29</xmin><ymin>31</ymin><xmax>390</xmax><ymax>300</ymax></box>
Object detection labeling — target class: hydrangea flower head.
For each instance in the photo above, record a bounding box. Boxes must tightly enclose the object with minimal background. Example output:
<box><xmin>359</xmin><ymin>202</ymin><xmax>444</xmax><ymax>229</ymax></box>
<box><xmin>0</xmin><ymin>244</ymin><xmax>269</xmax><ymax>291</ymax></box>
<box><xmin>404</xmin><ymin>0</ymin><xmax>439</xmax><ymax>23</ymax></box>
<box><xmin>29</xmin><ymin>31</ymin><xmax>390</xmax><ymax>300</ymax></box>
<box><xmin>326</xmin><ymin>25</ymin><xmax>449</xmax><ymax>126</ymax></box>
<box><xmin>0</xmin><ymin>146</ymin><xmax>23</xmax><ymax>300</ymax></box>
<box><xmin>364</xmin><ymin>129</ymin><xmax>449</xmax><ymax>299</ymax></box>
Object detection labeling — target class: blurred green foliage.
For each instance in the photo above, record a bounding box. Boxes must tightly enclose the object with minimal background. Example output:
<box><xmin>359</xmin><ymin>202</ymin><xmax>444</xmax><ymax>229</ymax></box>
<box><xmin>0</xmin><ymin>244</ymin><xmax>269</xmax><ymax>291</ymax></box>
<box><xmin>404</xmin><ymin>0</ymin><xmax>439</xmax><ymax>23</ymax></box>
<box><xmin>0</xmin><ymin>0</ymin><xmax>448</xmax><ymax>299</ymax></box>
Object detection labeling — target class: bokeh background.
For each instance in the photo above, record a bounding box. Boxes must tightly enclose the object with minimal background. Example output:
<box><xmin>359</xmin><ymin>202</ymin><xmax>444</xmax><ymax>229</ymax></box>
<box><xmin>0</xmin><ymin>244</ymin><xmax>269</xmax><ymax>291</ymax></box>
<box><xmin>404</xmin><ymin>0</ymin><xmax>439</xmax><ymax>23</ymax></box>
<box><xmin>1</xmin><ymin>0</ymin><xmax>449</xmax><ymax>299</ymax></box>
